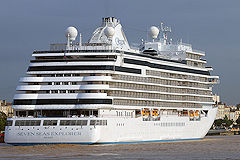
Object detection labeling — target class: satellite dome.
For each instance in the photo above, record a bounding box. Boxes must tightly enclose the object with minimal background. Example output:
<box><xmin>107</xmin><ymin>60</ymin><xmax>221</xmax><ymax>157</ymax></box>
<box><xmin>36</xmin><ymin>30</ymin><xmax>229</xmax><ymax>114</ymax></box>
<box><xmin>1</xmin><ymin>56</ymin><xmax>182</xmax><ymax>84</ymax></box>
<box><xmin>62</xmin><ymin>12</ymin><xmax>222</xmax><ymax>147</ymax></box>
<box><xmin>65</xmin><ymin>26</ymin><xmax>78</xmax><ymax>41</ymax></box>
<box><xmin>149</xmin><ymin>26</ymin><xmax>159</xmax><ymax>39</ymax></box>
<box><xmin>104</xmin><ymin>27</ymin><xmax>115</xmax><ymax>38</ymax></box>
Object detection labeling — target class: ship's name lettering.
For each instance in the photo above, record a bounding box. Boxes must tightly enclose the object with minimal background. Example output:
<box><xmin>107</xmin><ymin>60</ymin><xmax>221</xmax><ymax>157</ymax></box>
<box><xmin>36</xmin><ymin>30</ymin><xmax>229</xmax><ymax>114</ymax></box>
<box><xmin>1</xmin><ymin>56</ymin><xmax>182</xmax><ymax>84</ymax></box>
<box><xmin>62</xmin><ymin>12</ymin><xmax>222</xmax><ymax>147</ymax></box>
<box><xmin>17</xmin><ymin>131</ymin><xmax>81</xmax><ymax>136</ymax></box>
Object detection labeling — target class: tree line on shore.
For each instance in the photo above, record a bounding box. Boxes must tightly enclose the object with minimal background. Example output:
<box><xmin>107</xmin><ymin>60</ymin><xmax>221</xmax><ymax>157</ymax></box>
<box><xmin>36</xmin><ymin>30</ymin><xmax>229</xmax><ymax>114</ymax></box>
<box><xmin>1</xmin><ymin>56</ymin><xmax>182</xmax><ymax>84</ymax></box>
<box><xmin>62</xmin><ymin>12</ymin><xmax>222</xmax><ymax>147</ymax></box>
<box><xmin>0</xmin><ymin>112</ymin><xmax>7</xmax><ymax>131</ymax></box>
<box><xmin>213</xmin><ymin>115</ymin><xmax>240</xmax><ymax>129</ymax></box>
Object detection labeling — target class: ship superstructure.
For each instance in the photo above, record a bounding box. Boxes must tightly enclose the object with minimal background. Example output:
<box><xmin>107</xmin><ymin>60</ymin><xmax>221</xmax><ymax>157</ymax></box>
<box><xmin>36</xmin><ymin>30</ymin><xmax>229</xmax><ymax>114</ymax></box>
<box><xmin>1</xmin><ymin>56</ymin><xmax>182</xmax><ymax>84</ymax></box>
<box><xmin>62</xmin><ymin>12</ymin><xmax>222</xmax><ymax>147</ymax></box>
<box><xmin>5</xmin><ymin>17</ymin><xmax>219</xmax><ymax>145</ymax></box>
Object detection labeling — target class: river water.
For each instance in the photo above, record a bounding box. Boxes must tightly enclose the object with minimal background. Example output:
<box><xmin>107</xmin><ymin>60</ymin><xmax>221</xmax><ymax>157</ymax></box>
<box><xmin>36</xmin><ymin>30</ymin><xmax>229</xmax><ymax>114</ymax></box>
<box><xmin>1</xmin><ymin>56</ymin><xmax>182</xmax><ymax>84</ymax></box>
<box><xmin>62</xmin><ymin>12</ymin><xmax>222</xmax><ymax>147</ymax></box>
<box><xmin>0</xmin><ymin>135</ymin><xmax>239</xmax><ymax>160</ymax></box>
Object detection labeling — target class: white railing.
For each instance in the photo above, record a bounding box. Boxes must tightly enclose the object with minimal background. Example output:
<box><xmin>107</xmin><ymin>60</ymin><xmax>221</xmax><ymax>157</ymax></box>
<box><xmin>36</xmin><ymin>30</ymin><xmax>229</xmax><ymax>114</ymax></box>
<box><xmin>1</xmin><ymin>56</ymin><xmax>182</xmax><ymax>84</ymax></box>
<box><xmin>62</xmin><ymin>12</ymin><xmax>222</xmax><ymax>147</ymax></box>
<box><xmin>192</xmin><ymin>49</ymin><xmax>205</xmax><ymax>54</ymax></box>
<box><xmin>50</xmin><ymin>43</ymin><xmax>116</xmax><ymax>51</ymax></box>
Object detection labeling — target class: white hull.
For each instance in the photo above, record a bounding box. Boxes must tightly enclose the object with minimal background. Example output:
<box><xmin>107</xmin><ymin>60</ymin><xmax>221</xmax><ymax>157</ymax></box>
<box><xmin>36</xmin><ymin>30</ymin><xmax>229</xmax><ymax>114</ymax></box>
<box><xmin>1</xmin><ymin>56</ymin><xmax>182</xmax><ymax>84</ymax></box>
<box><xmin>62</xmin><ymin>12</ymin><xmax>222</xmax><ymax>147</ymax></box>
<box><xmin>5</xmin><ymin>107</ymin><xmax>217</xmax><ymax>145</ymax></box>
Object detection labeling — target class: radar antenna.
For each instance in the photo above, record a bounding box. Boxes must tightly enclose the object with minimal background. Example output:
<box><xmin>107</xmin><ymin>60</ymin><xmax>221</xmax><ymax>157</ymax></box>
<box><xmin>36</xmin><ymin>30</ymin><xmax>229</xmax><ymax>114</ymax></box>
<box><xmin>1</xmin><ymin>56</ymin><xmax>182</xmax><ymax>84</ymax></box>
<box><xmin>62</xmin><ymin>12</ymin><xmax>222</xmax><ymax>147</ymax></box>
<box><xmin>160</xmin><ymin>22</ymin><xmax>171</xmax><ymax>44</ymax></box>
<box><xmin>65</xmin><ymin>26</ymin><xmax>78</xmax><ymax>50</ymax></box>
<box><xmin>79</xmin><ymin>33</ymin><xmax>82</xmax><ymax>47</ymax></box>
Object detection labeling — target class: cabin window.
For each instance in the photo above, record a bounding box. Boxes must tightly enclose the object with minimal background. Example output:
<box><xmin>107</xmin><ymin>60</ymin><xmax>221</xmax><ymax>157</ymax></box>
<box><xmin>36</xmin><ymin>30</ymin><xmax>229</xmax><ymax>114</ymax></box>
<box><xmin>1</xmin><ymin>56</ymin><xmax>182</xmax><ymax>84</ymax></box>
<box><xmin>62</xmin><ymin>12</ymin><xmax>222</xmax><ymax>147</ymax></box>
<box><xmin>43</xmin><ymin>120</ymin><xmax>58</xmax><ymax>126</ymax></box>
<box><xmin>51</xmin><ymin>90</ymin><xmax>58</xmax><ymax>94</ymax></box>
<box><xmin>90</xmin><ymin>120</ymin><xmax>96</xmax><ymax>125</ymax></box>
<box><xmin>103</xmin><ymin>120</ymin><xmax>107</xmax><ymax>125</ymax></box>
<box><xmin>31</xmin><ymin>120</ymin><xmax>41</xmax><ymax>126</ymax></box>
<box><xmin>90</xmin><ymin>120</ymin><xmax>107</xmax><ymax>126</ymax></box>
<box><xmin>60</xmin><ymin>120</ymin><xmax>70</xmax><ymax>126</ymax></box>
<box><xmin>6</xmin><ymin>120</ymin><xmax>13</xmax><ymax>126</ymax></box>
<box><xmin>60</xmin><ymin>90</ymin><xmax>66</xmax><ymax>93</ymax></box>
<box><xmin>59</xmin><ymin>120</ymin><xmax>88</xmax><ymax>126</ymax></box>
<box><xmin>15</xmin><ymin>120</ymin><xmax>41</xmax><ymax>126</ymax></box>
<box><xmin>76</xmin><ymin>120</ymin><xmax>88</xmax><ymax>126</ymax></box>
<box><xmin>96</xmin><ymin>120</ymin><xmax>101</xmax><ymax>125</ymax></box>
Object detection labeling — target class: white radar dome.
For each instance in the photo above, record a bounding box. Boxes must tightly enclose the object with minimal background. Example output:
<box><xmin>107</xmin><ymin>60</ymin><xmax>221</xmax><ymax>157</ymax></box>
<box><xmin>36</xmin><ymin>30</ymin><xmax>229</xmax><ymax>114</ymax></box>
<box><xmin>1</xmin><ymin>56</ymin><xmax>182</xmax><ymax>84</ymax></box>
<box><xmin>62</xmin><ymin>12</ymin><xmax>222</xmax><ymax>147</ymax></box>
<box><xmin>104</xmin><ymin>27</ymin><xmax>115</xmax><ymax>38</ymax></box>
<box><xmin>65</xmin><ymin>26</ymin><xmax>78</xmax><ymax>41</ymax></box>
<box><xmin>149</xmin><ymin>26</ymin><xmax>159</xmax><ymax>39</ymax></box>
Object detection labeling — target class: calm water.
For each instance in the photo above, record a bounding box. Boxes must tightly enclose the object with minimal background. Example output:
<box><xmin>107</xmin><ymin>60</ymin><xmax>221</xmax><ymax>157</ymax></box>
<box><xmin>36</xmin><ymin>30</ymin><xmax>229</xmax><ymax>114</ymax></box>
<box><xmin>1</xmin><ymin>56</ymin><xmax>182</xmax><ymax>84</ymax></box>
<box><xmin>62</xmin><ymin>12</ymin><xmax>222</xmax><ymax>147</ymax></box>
<box><xmin>0</xmin><ymin>136</ymin><xmax>239</xmax><ymax>160</ymax></box>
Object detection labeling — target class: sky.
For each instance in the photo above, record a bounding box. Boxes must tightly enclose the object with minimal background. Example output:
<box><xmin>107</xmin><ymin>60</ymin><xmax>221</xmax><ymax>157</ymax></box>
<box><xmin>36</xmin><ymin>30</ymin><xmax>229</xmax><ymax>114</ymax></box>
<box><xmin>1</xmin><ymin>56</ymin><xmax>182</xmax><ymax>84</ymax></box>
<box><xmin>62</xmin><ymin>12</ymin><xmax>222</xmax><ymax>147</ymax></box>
<box><xmin>0</xmin><ymin>0</ymin><xmax>239</xmax><ymax>105</ymax></box>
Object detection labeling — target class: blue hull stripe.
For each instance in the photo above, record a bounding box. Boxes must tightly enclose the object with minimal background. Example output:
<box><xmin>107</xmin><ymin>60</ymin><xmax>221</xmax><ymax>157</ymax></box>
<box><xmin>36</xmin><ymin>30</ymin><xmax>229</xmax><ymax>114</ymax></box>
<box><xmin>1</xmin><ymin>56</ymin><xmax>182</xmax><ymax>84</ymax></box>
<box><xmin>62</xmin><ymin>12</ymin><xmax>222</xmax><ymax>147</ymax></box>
<box><xmin>7</xmin><ymin>138</ymin><xmax>201</xmax><ymax>146</ymax></box>
<box><xmin>97</xmin><ymin>138</ymin><xmax>202</xmax><ymax>144</ymax></box>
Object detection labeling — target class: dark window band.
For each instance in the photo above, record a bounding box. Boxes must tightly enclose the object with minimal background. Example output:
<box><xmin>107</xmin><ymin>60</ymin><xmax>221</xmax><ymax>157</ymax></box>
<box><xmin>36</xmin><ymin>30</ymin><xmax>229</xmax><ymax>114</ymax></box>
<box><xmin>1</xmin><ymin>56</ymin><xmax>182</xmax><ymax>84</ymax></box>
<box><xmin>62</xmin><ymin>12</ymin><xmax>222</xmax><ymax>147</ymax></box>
<box><xmin>30</xmin><ymin>58</ymin><xmax>116</xmax><ymax>63</ymax></box>
<box><xmin>115</xmin><ymin>66</ymin><xmax>141</xmax><ymax>74</ymax></box>
<box><xmin>27</xmin><ymin>65</ymin><xmax>141</xmax><ymax>74</ymax></box>
<box><xmin>28</xmin><ymin>65</ymin><xmax>114</xmax><ymax>71</ymax></box>
<box><xmin>124</xmin><ymin>58</ymin><xmax>210</xmax><ymax>75</ymax></box>
<box><xmin>15</xmin><ymin>120</ymin><xmax>41</xmax><ymax>126</ymax></box>
<box><xmin>124</xmin><ymin>51</ymin><xmax>186</xmax><ymax>64</ymax></box>
<box><xmin>13</xmin><ymin>99</ymin><xmax>112</xmax><ymax>105</ymax></box>
<box><xmin>60</xmin><ymin>120</ymin><xmax>88</xmax><ymax>126</ymax></box>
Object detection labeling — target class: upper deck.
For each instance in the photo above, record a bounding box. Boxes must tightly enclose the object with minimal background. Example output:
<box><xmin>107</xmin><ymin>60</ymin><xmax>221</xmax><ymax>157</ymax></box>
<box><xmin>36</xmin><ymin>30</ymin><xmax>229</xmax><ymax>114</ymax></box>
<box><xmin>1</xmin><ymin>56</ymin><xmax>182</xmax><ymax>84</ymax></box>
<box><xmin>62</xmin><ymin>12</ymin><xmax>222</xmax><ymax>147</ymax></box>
<box><xmin>11</xmin><ymin>17</ymin><xmax>219</xmax><ymax>116</ymax></box>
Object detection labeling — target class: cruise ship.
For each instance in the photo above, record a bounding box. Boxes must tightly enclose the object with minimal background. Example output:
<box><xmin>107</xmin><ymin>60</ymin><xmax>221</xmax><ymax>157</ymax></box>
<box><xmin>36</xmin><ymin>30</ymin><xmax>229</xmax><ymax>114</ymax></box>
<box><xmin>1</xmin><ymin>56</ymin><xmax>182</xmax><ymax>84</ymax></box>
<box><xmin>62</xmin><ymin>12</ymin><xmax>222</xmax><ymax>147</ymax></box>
<box><xmin>5</xmin><ymin>17</ymin><xmax>219</xmax><ymax>145</ymax></box>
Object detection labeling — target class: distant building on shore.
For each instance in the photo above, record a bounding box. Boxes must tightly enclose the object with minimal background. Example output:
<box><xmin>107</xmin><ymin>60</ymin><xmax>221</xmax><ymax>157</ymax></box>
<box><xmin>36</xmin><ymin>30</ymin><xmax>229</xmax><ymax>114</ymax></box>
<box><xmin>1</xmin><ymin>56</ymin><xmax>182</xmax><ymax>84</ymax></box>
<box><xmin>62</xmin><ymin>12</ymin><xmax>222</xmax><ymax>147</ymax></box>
<box><xmin>213</xmin><ymin>95</ymin><xmax>224</xmax><ymax>119</ymax></box>
<box><xmin>224</xmin><ymin>106</ymin><xmax>230</xmax><ymax>119</ymax></box>
<box><xmin>216</xmin><ymin>103</ymin><xmax>225</xmax><ymax>119</ymax></box>
<box><xmin>229</xmin><ymin>110</ymin><xmax>240</xmax><ymax>122</ymax></box>
<box><xmin>213</xmin><ymin>95</ymin><xmax>240</xmax><ymax>121</ymax></box>
<box><xmin>229</xmin><ymin>111</ymin><xmax>236</xmax><ymax>121</ymax></box>
<box><xmin>213</xmin><ymin>94</ymin><xmax>220</xmax><ymax>104</ymax></box>
<box><xmin>0</xmin><ymin>100</ymin><xmax>13</xmax><ymax>117</ymax></box>
<box><xmin>215</xmin><ymin>104</ymin><xmax>240</xmax><ymax>121</ymax></box>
